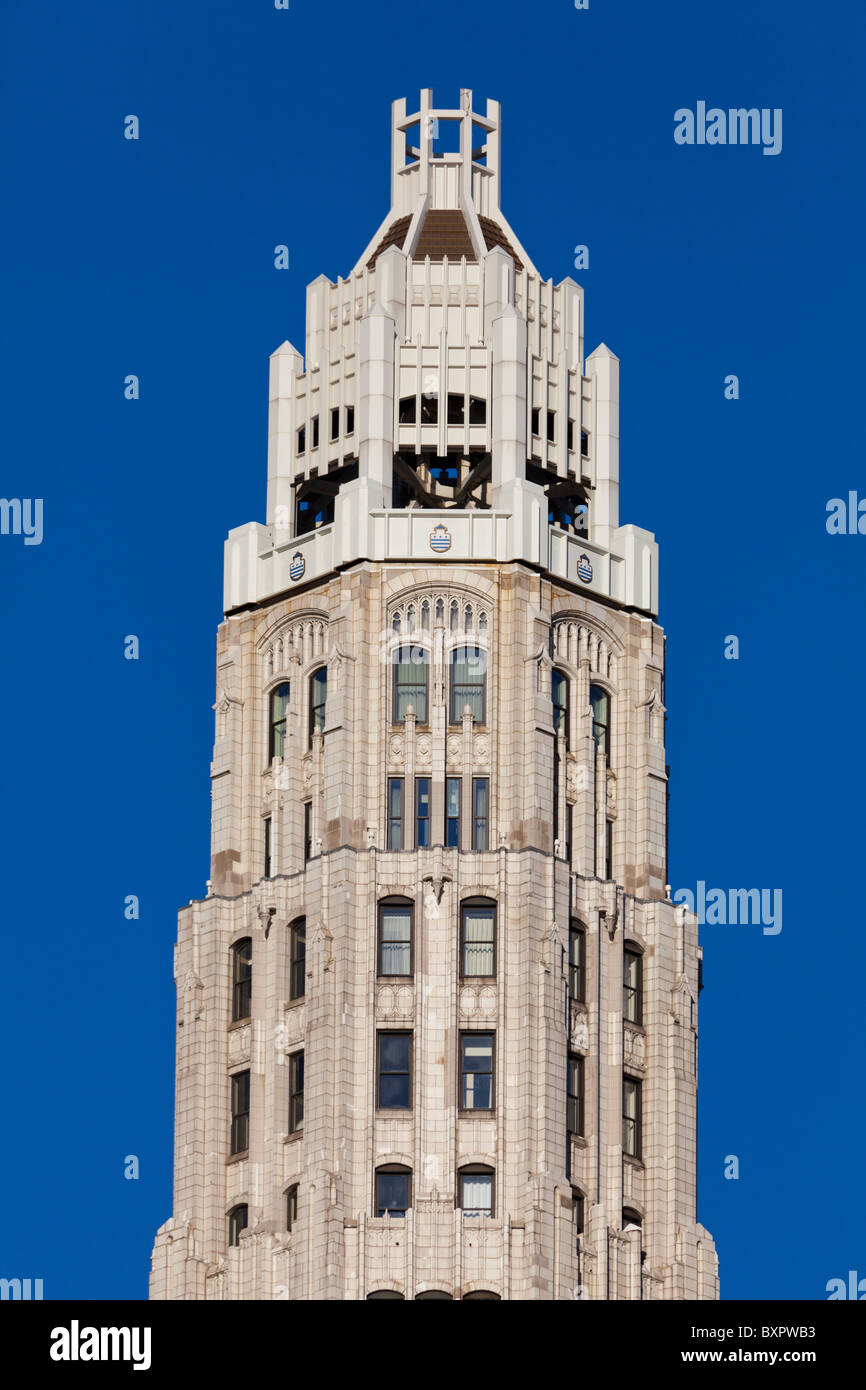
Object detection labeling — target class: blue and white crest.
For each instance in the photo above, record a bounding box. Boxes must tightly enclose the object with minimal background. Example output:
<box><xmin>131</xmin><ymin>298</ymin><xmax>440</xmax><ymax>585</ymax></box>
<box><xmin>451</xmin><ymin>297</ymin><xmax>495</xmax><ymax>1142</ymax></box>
<box><xmin>429</xmin><ymin>524</ymin><xmax>452</xmax><ymax>553</ymax></box>
<box><xmin>577</xmin><ymin>553</ymin><xmax>593</xmax><ymax>583</ymax></box>
<box><xmin>289</xmin><ymin>551</ymin><xmax>305</xmax><ymax>581</ymax></box>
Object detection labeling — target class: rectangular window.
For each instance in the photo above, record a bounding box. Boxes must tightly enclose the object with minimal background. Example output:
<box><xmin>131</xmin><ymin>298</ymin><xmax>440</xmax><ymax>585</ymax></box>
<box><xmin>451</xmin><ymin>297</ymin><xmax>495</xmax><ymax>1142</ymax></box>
<box><xmin>290</xmin><ymin>919</ymin><xmax>306</xmax><ymax>1001</ymax></box>
<box><xmin>471</xmin><ymin>778</ymin><xmax>489</xmax><ymax>851</ymax></box>
<box><xmin>547</xmin><ymin>409</ymin><xmax>556</xmax><ymax>443</ymax></box>
<box><xmin>531</xmin><ymin>406</ymin><xmax>540</xmax><ymax>437</ymax></box>
<box><xmin>289</xmin><ymin>1051</ymin><xmax>304</xmax><ymax>1134</ymax></box>
<box><xmin>376</xmin><ymin>1169</ymin><xmax>411</xmax><ymax>1218</ymax></box>
<box><xmin>461</xmin><ymin>902</ymin><xmax>495</xmax><ymax>977</ymax></box>
<box><xmin>378</xmin><ymin>902</ymin><xmax>412</xmax><ymax>977</ymax></box>
<box><xmin>330</xmin><ymin>406</ymin><xmax>340</xmax><ymax>441</ymax></box>
<box><xmin>567</xmin><ymin>1054</ymin><xmax>584</xmax><ymax>1136</ymax></box>
<box><xmin>605</xmin><ymin>819</ymin><xmax>613</xmax><ymax>881</ymax></box>
<box><xmin>387</xmin><ymin>777</ymin><xmax>404</xmax><ymax>851</ymax></box>
<box><xmin>345</xmin><ymin>405</ymin><xmax>355</xmax><ymax>434</ymax></box>
<box><xmin>623</xmin><ymin>1076</ymin><xmax>641</xmax><ymax>1158</ymax></box>
<box><xmin>567</xmin><ymin>418</ymin><xmax>574</xmax><ymax>452</ymax></box>
<box><xmin>297</xmin><ymin>425</ymin><xmax>306</xmax><ymax>456</ymax></box>
<box><xmin>311</xmin><ymin>415</ymin><xmax>319</xmax><ymax>449</ymax></box>
<box><xmin>572</xmin><ymin>1188</ymin><xmax>584</xmax><ymax>1237</ymax></box>
<box><xmin>309</xmin><ymin>668</ymin><xmax>327</xmax><ymax>743</ymax></box>
<box><xmin>264</xmin><ymin>817</ymin><xmax>272</xmax><ymax>879</ymax></box>
<box><xmin>415</xmin><ymin>778</ymin><xmax>430</xmax><ymax>848</ymax></box>
<box><xmin>581</xmin><ymin>428</ymin><xmax>589</xmax><ymax>458</ymax></box>
<box><xmin>394</xmin><ymin>646</ymin><xmax>428</xmax><ymax>722</ymax></box>
<box><xmin>623</xmin><ymin>950</ymin><xmax>642</xmax><ymax>1025</ymax></box>
<box><xmin>303</xmin><ymin>802</ymin><xmax>312</xmax><ymax>861</ymax></box>
<box><xmin>269</xmin><ymin>682</ymin><xmax>290</xmax><ymax>760</ymax></box>
<box><xmin>569</xmin><ymin>926</ymin><xmax>586</xmax><ymax>1002</ymax></box>
<box><xmin>377</xmin><ymin>1032</ymin><xmax>411</xmax><ymax>1110</ymax></box>
<box><xmin>232</xmin><ymin>939</ymin><xmax>252</xmax><ymax>1022</ymax></box>
<box><xmin>445</xmin><ymin>777</ymin><xmax>461</xmax><ymax>848</ymax></box>
<box><xmin>460</xmin><ymin>1171</ymin><xmax>493</xmax><ymax>1218</ymax></box>
<box><xmin>230</xmin><ymin>1070</ymin><xmax>250</xmax><ymax>1155</ymax></box>
<box><xmin>460</xmin><ymin>1033</ymin><xmax>494</xmax><ymax>1111</ymax></box>
<box><xmin>286</xmin><ymin>1184</ymin><xmax>298</xmax><ymax>1232</ymax></box>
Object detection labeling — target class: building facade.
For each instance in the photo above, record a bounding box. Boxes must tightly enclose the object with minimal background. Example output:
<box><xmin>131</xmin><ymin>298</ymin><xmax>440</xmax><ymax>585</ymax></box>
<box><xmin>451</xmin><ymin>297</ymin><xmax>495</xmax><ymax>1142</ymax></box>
<box><xmin>150</xmin><ymin>90</ymin><xmax>718</xmax><ymax>1301</ymax></box>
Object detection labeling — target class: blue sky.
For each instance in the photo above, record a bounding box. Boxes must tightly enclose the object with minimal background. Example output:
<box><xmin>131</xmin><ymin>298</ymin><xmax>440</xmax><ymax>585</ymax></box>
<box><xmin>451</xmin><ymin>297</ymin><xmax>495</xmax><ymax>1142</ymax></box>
<box><xmin>1</xmin><ymin>0</ymin><xmax>863</xmax><ymax>1300</ymax></box>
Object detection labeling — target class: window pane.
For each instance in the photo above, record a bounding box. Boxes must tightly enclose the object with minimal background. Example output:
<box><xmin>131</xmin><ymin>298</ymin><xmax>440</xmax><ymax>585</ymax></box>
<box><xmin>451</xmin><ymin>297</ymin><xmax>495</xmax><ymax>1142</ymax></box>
<box><xmin>377</xmin><ymin>1172</ymin><xmax>410</xmax><ymax>1216</ymax></box>
<box><xmin>451</xmin><ymin>646</ymin><xmax>486</xmax><ymax>722</ymax></box>
<box><xmin>463</xmin><ymin>907</ymin><xmax>494</xmax><ymax>976</ymax></box>
<box><xmin>461</xmin><ymin>1174</ymin><xmax>492</xmax><ymax>1216</ymax></box>
<box><xmin>590</xmin><ymin>684</ymin><xmax>609</xmax><ymax>755</ymax></box>
<box><xmin>395</xmin><ymin>646</ymin><xmax>428</xmax><ymax>722</ymax></box>
<box><xmin>416</xmin><ymin>778</ymin><xmax>430</xmax><ymax>847</ymax></box>
<box><xmin>446</xmin><ymin>778</ymin><xmax>461</xmax><ymax>847</ymax></box>
<box><xmin>310</xmin><ymin>668</ymin><xmax>327</xmax><ymax>738</ymax></box>
<box><xmin>380</xmin><ymin>908</ymin><xmax>411</xmax><ymax>975</ymax></box>
<box><xmin>270</xmin><ymin>682</ymin><xmax>290</xmax><ymax>758</ymax></box>
<box><xmin>472</xmin><ymin>778</ymin><xmax>488</xmax><ymax>851</ymax></box>
<box><xmin>462</xmin><ymin>1035</ymin><xmax>493</xmax><ymax>1109</ymax></box>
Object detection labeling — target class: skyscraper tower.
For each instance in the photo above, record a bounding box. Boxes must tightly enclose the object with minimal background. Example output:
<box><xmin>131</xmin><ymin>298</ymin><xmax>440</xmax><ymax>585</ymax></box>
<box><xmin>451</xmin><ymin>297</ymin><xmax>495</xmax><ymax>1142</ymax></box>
<box><xmin>150</xmin><ymin>89</ymin><xmax>718</xmax><ymax>1301</ymax></box>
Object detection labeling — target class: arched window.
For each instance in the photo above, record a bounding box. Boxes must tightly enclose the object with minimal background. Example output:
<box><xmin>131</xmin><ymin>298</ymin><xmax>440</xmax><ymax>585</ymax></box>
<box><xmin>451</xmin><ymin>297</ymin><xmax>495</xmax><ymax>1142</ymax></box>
<box><xmin>622</xmin><ymin>1207</ymin><xmax>642</xmax><ymax>1231</ymax></box>
<box><xmin>377</xmin><ymin>899</ymin><xmax>413</xmax><ymax>977</ymax></box>
<box><xmin>227</xmin><ymin>1204</ymin><xmax>248</xmax><ymax>1247</ymax></box>
<box><xmin>552</xmin><ymin>668</ymin><xmax>569</xmax><ymax>744</ymax></box>
<box><xmin>460</xmin><ymin>899</ymin><xmax>496</xmax><ymax>978</ymax></box>
<box><xmin>309</xmin><ymin>667</ymin><xmax>327</xmax><ymax>744</ymax></box>
<box><xmin>458</xmin><ymin>1167</ymin><xmax>494</xmax><ymax>1218</ymax></box>
<box><xmin>450</xmin><ymin>645</ymin><xmax>486</xmax><ymax>723</ymax></box>
<box><xmin>416</xmin><ymin>1290</ymin><xmax>453</xmax><ymax>1300</ymax></box>
<box><xmin>623</xmin><ymin>947</ymin><xmax>643</xmax><ymax>1024</ymax></box>
<box><xmin>375</xmin><ymin>1165</ymin><xmax>412</xmax><ymax>1218</ymax></box>
<box><xmin>590</xmin><ymin>684</ymin><xmax>610</xmax><ymax>755</ymax></box>
<box><xmin>393</xmin><ymin>645</ymin><xmax>429</xmax><ymax>723</ymax></box>
<box><xmin>463</xmin><ymin>1290</ymin><xmax>501</xmax><ymax>1300</ymax></box>
<box><xmin>231</xmin><ymin>939</ymin><xmax>252</xmax><ymax>1022</ymax></box>
<box><xmin>367</xmin><ymin>1290</ymin><xmax>405</xmax><ymax>1299</ymax></box>
<box><xmin>268</xmin><ymin>682</ymin><xmax>290</xmax><ymax>760</ymax></box>
<box><xmin>289</xmin><ymin>918</ymin><xmax>306</xmax><ymax>1001</ymax></box>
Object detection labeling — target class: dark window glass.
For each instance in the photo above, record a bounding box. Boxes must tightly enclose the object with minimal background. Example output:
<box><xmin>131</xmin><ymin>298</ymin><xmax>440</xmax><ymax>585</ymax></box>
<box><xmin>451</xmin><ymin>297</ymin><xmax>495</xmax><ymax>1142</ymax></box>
<box><xmin>376</xmin><ymin>1168</ymin><xmax>411</xmax><ymax>1218</ymax></box>
<box><xmin>590</xmin><ymin>684</ymin><xmax>610</xmax><ymax>756</ymax></box>
<box><xmin>309</xmin><ymin>668</ymin><xmax>327</xmax><ymax>743</ymax></box>
<box><xmin>623</xmin><ymin>950</ymin><xmax>642</xmax><ymax>1024</ymax></box>
<box><xmin>231</xmin><ymin>938</ymin><xmax>252</xmax><ymax>1022</ymax></box>
<box><xmin>303</xmin><ymin>802</ymin><xmax>312</xmax><ymax>861</ymax></box>
<box><xmin>569</xmin><ymin>926</ymin><xmax>586</xmax><ymax>1002</ymax></box>
<box><xmin>472</xmin><ymin>778</ymin><xmax>488</xmax><ymax>851</ymax></box>
<box><xmin>416</xmin><ymin>1291</ymin><xmax>453</xmax><ymax>1300</ymax></box>
<box><xmin>378</xmin><ymin>902</ymin><xmax>412</xmax><ymax>977</ymax></box>
<box><xmin>552</xmin><ymin>669</ymin><xmax>569</xmax><ymax>743</ymax></box>
<box><xmin>606</xmin><ymin>819</ymin><xmax>613</xmax><ymax>881</ymax></box>
<box><xmin>531</xmin><ymin>407</ymin><xmax>540</xmax><ymax>437</ymax></box>
<box><xmin>269</xmin><ymin>682</ymin><xmax>291</xmax><ymax>760</ymax></box>
<box><xmin>345</xmin><ymin>405</ymin><xmax>355</xmax><ymax>434</ymax></box>
<box><xmin>463</xmin><ymin>1290</ymin><xmax>500</xmax><ymax>1299</ymax></box>
<box><xmin>377</xmin><ymin>1033</ymin><xmax>411</xmax><ymax>1110</ymax></box>
<box><xmin>286</xmin><ymin>1185</ymin><xmax>298</xmax><ymax>1232</ymax></box>
<box><xmin>264</xmin><ymin>817</ymin><xmax>272</xmax><ymax>879</ymax></box>
<box><xmin>547</xmin><ymin>409</ymin><xmax>555</xmax><ymax>443</ymax></box>
<box><xmin>367</xmin><ymin>1290</ymin><xmax>405</xmax><ymax>1299</ymax></box>
<box><xmin>330</xmin><ymin>406</ymin><xmax>340</xmax><ymax>441</ymax></box>
<box><xmin>572</xmin><ymin>1189</ymin><xmax>585</xmax><ymax>1237</ymax></box>
<box><xmin>447</xmin><ymin>393</ymin><xmax>464</xmax><ymax>424</ymax></box>
<box><xmin>297</xmin><ymin>425</ymin><xmax>306</xmax><ymax>456</ymax></box>
<box><xmin>420</xmin><ymin>392</ymin><xmax>438</xmax><ymax>424</ymax></box>
<box><xmin>228</xmin><ymin>1204</ymin><xmax>247</xmax><ymax>1247</ymax></box>
<box><xmin>387</xmin><ymin>777</ymin><xmax>404</xmax><ymax>851</ymax></box>
<box><xmin>450</xmin><ymin>645</ymin><xmax>486</xmax><ymax>723</ymax></box>
<box><xmin>290</xmin><ymin>919</ymin><xmax>306</xmax><ymax>1001</ymax></box>
<box><xmin>445</xmin><ymin>777</ymin><xmax>461</xmax><ymax>848</ymax></box>
<box><xmin>581</xmin><ymin>428</ymin><xmax>589</xmax><ymax>457</ymax></box>
<box><xmin>461</xmin><ymin>1034</ymin><xmax>494</xmax><ymax>1110</ymax></box>
<box><xmin>623</xmin><ymin>1207</ymin><xmax>642</xmax><ymax>1230</ymax></box>
<box><xmin>415</xmin><ymin>778</ymin><xmax>430</xmax><ymax>848</ymax></box>
<box><xmin>459</xmin><ymin>1169</ymin><xmax>493</xmax><ymax>1218</ymax></box>
<box><xmin>230</xmin><ymin>1071</ymin><xmax>250</xmax><ymax>1155</ymax></box>
<box><xmin>394</xmin><ymin>645</ymin><xmax>428</xmax><ymax>722</ymax></box>
<box><xmin>468</xmin><ymin>396</ymin><xmax>486</xmax><ymax>425</ymax></box>
<box><xmin>623</xmin><ymin>1077</ymin><xmax>641</xmax><ymax>1158</ymax></box>
<box><xmin>567</xmin><ymin>418</ymin><xmax>574</xmax><ymax>452</ymax></box>
<box><xmin>289</xmin><ymin>1051</ymin><xmax>304</xmax><ymax>1134</ymax></box>
<box><xmin>398</xmin><ymin>396</ymin><xmax>417</xmax><ymax>424</ymax></box>
<box><xmin>311</xmin><ymin>415</ymin><xmax>319</xmax><ymax>449</ymax></box>
<box><xmin>461</xmin><ymin>902</ymin><xmax>495</xmax><ymax>977</ymax></box>
<box><xmin>567</xmin><ymin>1054</ymin><xmax>584</xmax><ymax>1136</ymax></box>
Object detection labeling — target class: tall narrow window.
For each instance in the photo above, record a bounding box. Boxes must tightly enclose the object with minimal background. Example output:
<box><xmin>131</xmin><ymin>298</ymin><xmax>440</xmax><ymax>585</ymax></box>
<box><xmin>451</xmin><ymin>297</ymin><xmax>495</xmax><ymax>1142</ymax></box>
<box><xmin>445</xmin><ymin>777</ymin><xmax>461</xmax><ymax>848</ymax></box>
<box><xmin>311</xmin><ymin>415</ymin><xmax>319</xmax><ymax>449</ymax></box>
<box><xmin>387</xmin><ymin>777</ymin><xmax>404</xmax><ymax>851</ymax></box>
<box><xmin>571</xmin><ymin>1188</ymin><xmax>585</xmax><ymax>1237</ymax></box>
<box><xmin>263</xmin><ymin>817</ymin><xmax>272</xmax><ymax>879</ymax></box>
<box><xmin>231</xmin><ymin>938</ymin><xmax>252</xmax><ymax>1022</ymax></box>
<box><xmin>289</xmin><ymin>918</ymin><xmax>306</xmax><ymax>1001</ymax></box>
<box><xmin>378</xmin><ymin>901</ymin><xmax>413</xmax><ymax>977</ymax></box>
<box><xmin>285</xmin><ymin>1185</ymin><xmax>298</xmax><ymax>1232</ymax></box>
<box><xmin>303</xmin><ymin>802</ymin><xmax>312</xmax><ymax>861</ymax></box>
<box><xmin>297</xmin><ymin>425</ymin><xmax>306</xmax><ymax>456</ymax></box>
<box><xmin>309</xmin><ymin>667</ymin><xmax>327</xmax><ymax>743</ymax></box>
<box><xmin>547</xmin><ymin>409</ymin><xmax>556</xmax><ymax>443</ymax></box>
<box><xmin>450</xmin><ymin>646</ymin><xmax>486</xmax><ymax>723</ymax></box>
<box><xmin>269</xmin><ymin>682</ymin><xmax>291</xmax><ymax>760</ymax></box>
<box><xmin>460</xmin><ymin>1034</ymin><xmax>494</xmax><ymax>1111</ymax></box>
<box><xmin>459</xmin><ymin>1167</ymin><xmax>493</xmax><ymax>1218</ymax></box>
<box><xmin>623</xmin><ymin>949</ymin><xmax>642</xmax><ymax>1025</ymax></box>
<box><xmin>415</xmin><ymin>778</ymin><xmax>430</xmax><ymax>848</ymax></box>
<box><xmin>567</xmin><ymin>418</ymin><xmax>575</xmax><ymax>452</ymax></box>
<box><xmin>531</xmin><ymin>407</ymin><xmax>540</xmax><ymax>437</ymax></box>
<box><xmin>605</xmin><ymin>819</ymin><xmax>614</xmax><ymax>881</ymax></box>
<box><xmin>581</xmin><ymin>428</ymin><xmax>589</xmax><ymax>457</ymax></box>
<box><xmin>590</xmin><ymin>684</ymin><xmax>610</xmax><ymax>755</ymax></box>
<box><xmin>377</xmin><ymin>1033</ymin><xmax>411</xmax><ymax>1110</ymax></box>
<box><xmin>461</xmin><ymin>900</ymin><xmax>495</xmax><ymax>978</ymax></box>
<box><xmin>330</xmin><ymin>406</ymin><xmax>340</xmax><ymax>441</ymax></box>
<box><xmin>569</xmin><ymin>924</ymin><xmax>586</xmax><ymax>1002</ymax></box>
<box><xmin>289</xmin><ymin>1051</ymin><xmax>304</xmax><ymax>1134</ymax></box>
<box><xmin>471</xmin><ymin>777</ymin><xmax>489</xmax><ymax>851</ymax></box>
<box><xmin>228</xmin><ymin>1205</ymin><xmax>248</xmax><ymax>1247</ymax></box>
<box><xmin>376</xmin><ymin>1166</ymin><xmax>411</xmax><ymax>1218</ymax></box>
<box><xmin>393</xmin><ymin>645</ymin><xmax>428</xmax><ymax>722</ymax></box>
<box><xmin>345</xmin><ymin>405</ymin><xmax>355</xmax><ymax>433</ymax></box>
<box><xmin>552</xmin><ymin>669</ymin><xmax>569</xmax><ymax>744</ymax></box>
<box><xmin>567</xmin><ymin>1054</ymin><xmax>584</xmax><ymax>1136</ymax></box>
<box><xmin>230</xmin><ymin>1071</ymin><xmax>250</xmax><ymax>1155</ymax></box>
<box><xmin>623</xmin><ymin>1076</ymin><xmax>641</xmax><ymax>1158</ymax></box>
